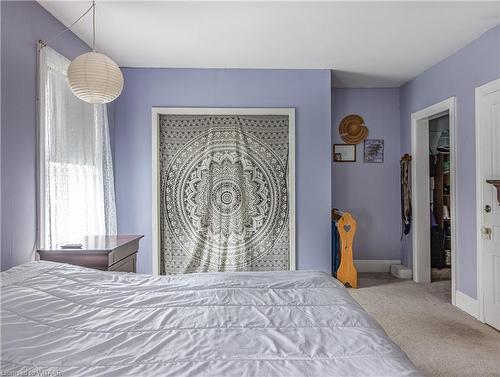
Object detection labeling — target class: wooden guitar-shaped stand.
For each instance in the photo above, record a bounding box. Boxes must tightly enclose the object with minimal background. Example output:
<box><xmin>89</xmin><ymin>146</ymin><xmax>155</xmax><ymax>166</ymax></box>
<box><xmin>336</xmin><ymin>212</ymin><xmax>358</xmax><ymax>288</ymax></box>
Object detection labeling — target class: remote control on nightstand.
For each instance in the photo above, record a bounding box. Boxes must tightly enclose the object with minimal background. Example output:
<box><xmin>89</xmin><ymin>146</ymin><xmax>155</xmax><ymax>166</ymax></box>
<box><xmin>61</xmin><ymin>244</ymin><xmax>83</xmax><ymax>249</ymax></box>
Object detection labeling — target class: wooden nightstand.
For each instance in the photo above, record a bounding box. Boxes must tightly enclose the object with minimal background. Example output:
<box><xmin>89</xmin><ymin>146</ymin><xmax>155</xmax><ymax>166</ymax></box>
<box><xmin>37</xmin><ymin>235</ymin><xmax>143</xmax><ymax>272</ymax></box>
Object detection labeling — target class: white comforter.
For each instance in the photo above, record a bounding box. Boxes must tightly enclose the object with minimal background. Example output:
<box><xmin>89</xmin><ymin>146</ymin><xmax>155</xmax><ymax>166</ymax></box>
<box><xmin>1</xmin><ymin>262</ymin><xmax>422</xmax><ymax>377</ymax></box>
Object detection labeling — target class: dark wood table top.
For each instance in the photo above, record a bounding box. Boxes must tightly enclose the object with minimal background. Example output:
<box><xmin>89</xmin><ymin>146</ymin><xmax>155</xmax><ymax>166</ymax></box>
<box><xmin>37</xmin><ymin>235</ymin><xmax>144</xmax><ymax>255</ymax></box>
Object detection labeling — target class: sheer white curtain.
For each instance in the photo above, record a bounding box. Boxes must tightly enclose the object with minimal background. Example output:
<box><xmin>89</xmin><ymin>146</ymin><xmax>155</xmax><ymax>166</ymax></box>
<box><xmin>38</xmin><ymin>46</ymin><xmax>116</xmax><ymax>249</ymax></box>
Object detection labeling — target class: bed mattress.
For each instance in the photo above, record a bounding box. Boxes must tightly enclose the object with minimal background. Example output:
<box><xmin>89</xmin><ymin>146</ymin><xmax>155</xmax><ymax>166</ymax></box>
<box><xmin>1</xmin><ymin>261</ymin><xmax>422</xmax><ymax>376</ymax></box>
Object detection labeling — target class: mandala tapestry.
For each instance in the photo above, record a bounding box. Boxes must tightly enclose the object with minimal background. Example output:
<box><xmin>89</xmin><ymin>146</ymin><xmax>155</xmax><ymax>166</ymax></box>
<box><xmin>159</xmin><ymin>114</ymin><xmax>290</xmax><ymax>274</ymax></box>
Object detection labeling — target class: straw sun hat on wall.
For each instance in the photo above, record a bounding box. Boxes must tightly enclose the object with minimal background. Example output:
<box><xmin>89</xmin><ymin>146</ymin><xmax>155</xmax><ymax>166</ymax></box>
<box><xmin>339</xmin><ymin>114</ymin><xmax>369</xmax><ymax>144</ymax></box>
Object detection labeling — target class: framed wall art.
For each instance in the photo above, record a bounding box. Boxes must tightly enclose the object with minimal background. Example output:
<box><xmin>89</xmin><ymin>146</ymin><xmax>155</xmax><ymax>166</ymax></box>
<box><xmin>333</xmin><ymin>144</ymin><xmax>356</xmax><ymax>162</ymax></box>
<box><xmin>364</xmin><ymin>139</ymin><xmax>384</xmax><ymax>163</ymax></box>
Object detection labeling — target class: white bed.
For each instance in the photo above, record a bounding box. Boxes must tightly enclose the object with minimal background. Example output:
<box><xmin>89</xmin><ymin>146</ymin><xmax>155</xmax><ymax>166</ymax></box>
<box><xmin>1</xmin><ymin>261</ymin><xmax>422</xmax><ymax>376</ymax></box>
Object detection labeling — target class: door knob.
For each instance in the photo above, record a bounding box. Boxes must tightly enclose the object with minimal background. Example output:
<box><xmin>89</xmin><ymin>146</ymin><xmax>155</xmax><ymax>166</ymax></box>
<box><xmin>484</xmin><ymin>205</ymin><xmax>491</xmax><ymax>213</ymax></box>
<box><xmin>481</xmin><ymin>226</ymin><xmax>492</xmax><ymax>239</ymax></box>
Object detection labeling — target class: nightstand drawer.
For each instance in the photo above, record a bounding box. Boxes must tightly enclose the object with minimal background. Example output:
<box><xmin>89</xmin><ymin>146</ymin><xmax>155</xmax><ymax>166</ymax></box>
<box><xmin>108</xmin><ymin>253</ymin><xmax>136</xmax><ymax>272</ymax></box>
<box><xmin>38</xmin><ymin>253</ymin><xmax>109</xmax><ymax>270</ymax></box>
<box><xmin>108</xmin><ymin>239</ymin><xmax>140</xmax><ymax>265</ymax></box>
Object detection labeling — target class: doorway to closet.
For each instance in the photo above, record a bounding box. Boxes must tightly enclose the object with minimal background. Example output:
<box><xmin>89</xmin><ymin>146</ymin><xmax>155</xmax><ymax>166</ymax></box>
<box><xmin>411</xmin><ymin>97</ymin><xmax>457</xmax><ymax>305</ymax></box>
<box><xmin>429</xmin><ymin>114</ymin><xmax>452</xmax><ymax>285</ymax></box>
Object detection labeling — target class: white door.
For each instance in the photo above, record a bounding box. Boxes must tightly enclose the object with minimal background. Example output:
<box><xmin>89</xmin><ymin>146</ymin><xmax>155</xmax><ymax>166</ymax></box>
<box><xmin>477</xmin><ymin>79</ymin><xmax>500</xmax><ymax>330</ymax></box>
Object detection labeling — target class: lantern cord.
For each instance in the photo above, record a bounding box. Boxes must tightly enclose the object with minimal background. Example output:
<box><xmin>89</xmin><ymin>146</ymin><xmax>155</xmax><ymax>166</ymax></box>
<box><xmin>39</xmin><ymin>1</ymin><xmax>95</xmax><ymax>50</ymax></box>
<box><xmin>92</xmin><ymin>0</ymin><xmax>96</xmax><ymax>51</ymax></box>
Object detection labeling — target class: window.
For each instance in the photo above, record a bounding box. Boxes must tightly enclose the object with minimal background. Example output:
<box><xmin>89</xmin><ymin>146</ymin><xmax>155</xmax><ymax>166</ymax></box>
<box><xmin>38</xmin><ymin>46</ymin><xmax>116</xmax><ymax>249</ymax></box>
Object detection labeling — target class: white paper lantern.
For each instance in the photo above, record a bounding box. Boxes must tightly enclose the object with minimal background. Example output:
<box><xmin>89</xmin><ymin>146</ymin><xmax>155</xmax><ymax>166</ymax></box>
<box><xmin>67</xmin><ymin>51</ymin><xmax>124</xmax><ymax>104</ymax></box>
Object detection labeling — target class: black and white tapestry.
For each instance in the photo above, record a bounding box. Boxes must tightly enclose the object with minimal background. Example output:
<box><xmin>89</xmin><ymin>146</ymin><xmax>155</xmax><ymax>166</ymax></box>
<box><xmin>159</xmin><ymin>114</ymin><xmax>290</xmax><ymax>274</ymax></box>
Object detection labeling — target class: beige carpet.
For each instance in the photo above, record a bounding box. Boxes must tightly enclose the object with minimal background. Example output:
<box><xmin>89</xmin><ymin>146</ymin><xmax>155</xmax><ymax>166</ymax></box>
<box><xmin>348</xmin><ymin>273</ymin><xmax>500</xmax><ymax>377</ymax></box>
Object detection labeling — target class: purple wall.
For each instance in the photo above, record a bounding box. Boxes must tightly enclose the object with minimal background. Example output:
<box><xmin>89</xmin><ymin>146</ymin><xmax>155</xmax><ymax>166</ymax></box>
<box><xmin>4</xmin><ymin>1</ymin><xmax>497</xmax><ymax>293</ymax></box>
<box><xmin>400</xmin><ymin>25</ymin><xmax>500</xmax><ymax>298</ymax></box>
<box><xmin>113</xmin><ymin>68</ymin><xmax>332</xmax><ymax>273</ymax></box>
<box><xmin>0</xmin><ymin>1</ymin><xmax>90</xmax><ymax>270</ymax></box>
<box><xmin>331</xmin><ymin>88</ymin><xmax>401</xmax><ymax>261</ymax></box>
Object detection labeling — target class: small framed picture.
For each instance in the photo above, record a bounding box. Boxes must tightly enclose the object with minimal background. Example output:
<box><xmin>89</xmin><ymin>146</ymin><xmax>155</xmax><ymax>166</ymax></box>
<box><xmin>333</xmin><ymin>144</ymin><xmax>356</xmax><ymax>162</ymax></box>
<box><xmin>364</xmin><ymin>139</ymin><xmax>384</xmax><ymax>163</ymax></box>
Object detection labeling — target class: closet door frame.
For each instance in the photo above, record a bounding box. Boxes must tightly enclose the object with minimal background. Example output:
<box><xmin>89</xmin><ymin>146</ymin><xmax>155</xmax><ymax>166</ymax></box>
<box><xmin>410</xmin><ymin>97</ymin><xmax>457</xmax><ymax>306</ymax></box>
<box><xmin>151</xmin><ymin>107</ymin><xmax>296</xmax><ymax>275</ymax></box>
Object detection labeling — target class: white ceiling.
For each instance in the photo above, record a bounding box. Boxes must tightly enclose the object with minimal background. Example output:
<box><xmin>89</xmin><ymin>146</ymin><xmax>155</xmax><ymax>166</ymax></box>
<box><xmin>39</xmin><ymin>1</ymin><xmax>500</xmax><ymax>88</ymax></box>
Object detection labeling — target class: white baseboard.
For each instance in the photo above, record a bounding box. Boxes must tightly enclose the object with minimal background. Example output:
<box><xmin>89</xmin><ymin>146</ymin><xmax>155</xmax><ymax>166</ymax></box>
<box><xmin>455</xmin><ymin>290</ymin><xmax>479</xmax><ymax>319</ymax></box>
<box><xmin>354</xmin><ymin>260</ymin><xmax>401</xmax><ymax>273</ymax></box>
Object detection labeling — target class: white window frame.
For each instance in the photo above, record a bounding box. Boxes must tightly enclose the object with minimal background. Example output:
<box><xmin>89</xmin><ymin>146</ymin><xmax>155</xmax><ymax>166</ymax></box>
<box><xmin>37</xmin><ymin>44</ymin><xmax>47</xmax><ymax>251</ymax></box>
<box><xmin>151</xmin><ymin>107</ymin><xmax>296</xmax><ymax>275</ymax></box>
